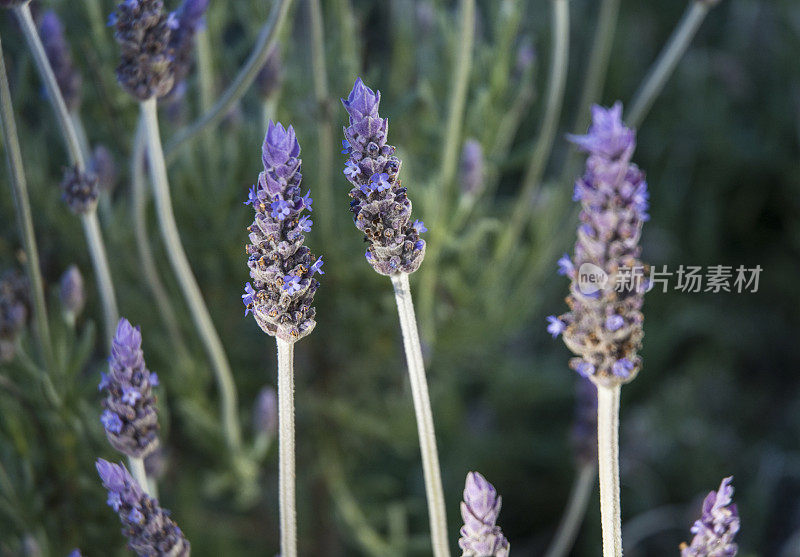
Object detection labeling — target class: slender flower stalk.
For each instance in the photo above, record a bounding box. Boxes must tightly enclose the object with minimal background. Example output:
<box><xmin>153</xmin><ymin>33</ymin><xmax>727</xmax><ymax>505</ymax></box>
<box><xmin>242</xmin><ymin>122</ymin><xmax>323</xmax><ymax>557</ymax></box>
<box><xmin>627</xmin><ymin>0</ymin><xmax>721</xmax><ymax>128</ymax></box>
<box><xmin>110</xmin><ymin>0</ymin><xmax>242</xmax><ymax>453</ymax></box>
<box><xmin>680</xmin><ymin>477</ymin><xmax>739</xmax><ymax>556</ymax></box>
<box><xmin>341</xmin><ymin>78</ymin><xmax>449</xmax><ymax>557</ymax></box>
<box><xmin>164</xmin><ymin>0</ymin><xmax>294</xmax><ymax>162</ymax></box>
<box><xmin>458</xmin><ymin>472</ymin><xmax>510</xmax><ymax>557</ymax></box>
<box><xmin>14</xmin><ymin>2</ymin><xmax>120</xmax><ymax>342</ymax></box>
<box><xmin>0</xmin><ymin>33</ymin><xmax>53</xmax><ymax>370</ymax></box>
<box><xmin>547</xmin><ymin>104</ymin><xmax>649</xmax><ymax>556</ymax></box>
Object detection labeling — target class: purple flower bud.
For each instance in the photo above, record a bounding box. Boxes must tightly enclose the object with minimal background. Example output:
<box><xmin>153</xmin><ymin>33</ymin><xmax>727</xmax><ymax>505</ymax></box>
<box><xmin>341</xmin><ymin>78</ymin><xmax>426</xmax><ymax>276</ymax></box>
<box><xmin>681</xmin><ymin>477</ymin><xmax>739</xmax><ymax>557</ymax></box>
<box><xmin>67</xmin><ymin>550</ymin><xmax>82</xmax><ymax>557</ymax></box>
<box><xmin>61</xmin><ymin>166</ymin><xmax>99</xmax><ymax>215</ymax></box>
<box><xmin>59</xmin><ymin>265</ymin><xmax>85</xmax><ymax>317</ymax></box>
<box><xmin>99</xmin><ymin>318</ymin><xmax>160</xmax><ymax>458</ymax></box>
<box><xmin>546</xmin><ymin>315</ymin><xmax>565</xmax><ymax>338</ymax></box>
<box><xmin>459</xmin><ymin>139</ymin><xmax>484</xmax><ymax>197</ymax></box>
<box><xmin>88</xmin><ymin>145</ymin><xmax>117</xmax><ymax>193</ymax></box>
<box><xmin>112</xmin><ymin>0</ymin><xmax>175</xmax><ymax>100</ymax></box>
<box><xmin>253</xmin><ymin>386</ymin><xmax>278</xmax><ymax>436</ymax></box>
<box><xmin>551</xmin><ymin>104</ymin><xmax>648</xmax><ymax>387</ymax></box>
<box><xmin>96</xmin><ymin>459</ymin><xmax>190</xmax><ymax>555</ymax></box>
<box><xmin>515</xmin><ymin>37</ymin><xmax>536</xmax><ymax>76</ymax></box>
<box><xmin>255</xmin><ymin>46</ymin><xmax>283</xmax><ymax>100</ymax></box>
<box><xmin>39</xmin><ymin>11</ymin><xmax>82</xmax><ymax>111</ymax></box>
<box><xmin>0</xmin><ymin>270</ymin><xmax>29</xmax><ymax>363</ymax></box>
<box><xmin>244</xmin><ymin>121</ymin><xmax>322</xmax><ymax>342</ymax></box>
<box><xmin>459</xmin><ymin>472</ymin><xmax>510</xmax><ymax>557</ymax></box>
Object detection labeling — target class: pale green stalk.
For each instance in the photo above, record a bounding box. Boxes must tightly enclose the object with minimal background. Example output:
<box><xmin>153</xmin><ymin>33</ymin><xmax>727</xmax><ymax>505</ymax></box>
<box><xmin>308</xmin><ymin>0</ymin><xmax>334</xmax><ymax>239</ymax></box>
<box><xmin>15</xmin><ymin>2</ymin><xmax>120</xmax><ymax>342</ymax></box>
<box><xmin>627</xmin><ymin>0</ymin><xmax>716</xmax><ymax>128</ymax></box>
<box><xmin>276</xmin><ymin>338</ymin><xmax>297</xmax><ymax>557</ymax></box>
<box><xmin>331</xmin><ymin>0</ymin><xmax>359</xmax><ymax>79</ymax></box>
<box><xmin>493</xmin><ymin>0</ymin><xmax>569</xmax><ymax>262</ymax></box>
<box><xmin>390</xmin><ymin>273</ymin><xmax>450</xmax><ymax>557</ymax></box>
<box><xmin>140</xmin><ymin>98</ymin><xmax>242</xmax><ymax>452</ymax></box>
<box><xmin>0</xmin><ymin>33</ymin><xmax>53</xmax><ymax>371</ymax></box>
<box><xmin>543</xmin><ymin>463</ymin><xmax>597</xmax><ymax>557</ymax></box>
<box><xmin>597</xmin><ymin>384</ymin><xmax>622</xmax><ymax>556</ymax></box>
<box><xmin>165</xmin><ymin>0</ymin><xmax>294</xmax><ymax>162</ymax></box>
<box><xmin>127</xmin><ymin>456</ymin><xmax>151</xmax><ymax>496</ymax></box>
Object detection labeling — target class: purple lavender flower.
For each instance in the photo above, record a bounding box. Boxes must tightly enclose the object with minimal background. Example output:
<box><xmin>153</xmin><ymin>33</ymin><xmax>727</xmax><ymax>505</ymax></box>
<box><xmin>459</xmin><ymin>139</ymin><xmax>485</xmax><ymax>197</ymax></box>
<box><xmin>459</xmin><ymin>472</ymin><xmax>510</xmax><ymax>557</ymax></box>
<box><xmin>681</xmin><ymin>477</ymin><xmax>739</xmax><ymax>557</ymax></box>
<box><xmin>89</xmin><ymin>145</ymin><xmax>117</xmax><ymax>193</ymax></box>
<box><xmin>571</xmin><ymin>377</ymin><xmax>597</xmax><ymax>466</ymax></box>
<box><xmin>546</xmin><ymin>315</ymin><xmax>565</xmax><ymax>338</ymax></box>
<box><xmin>67</xmin><ymin>550</ymin><xmax>82</xmax><ymax>557</ymax></box>
<box><xmin>167</xmin><ymin>0</ymin><xmax>209</xmax><ymax>93</ymax></box>
<box><xmin>112</xmin><ymin>0</ymin><xmax>175</xmax><ymax>100</ymax></box>
<box><xmin>255</xmin><ymin>46</ymin><xmax>283</xmax><ymax>100</ymax></box>
<box><xmin>243</xmin><ymin>121</ymin><xmax>322</xmax><ymax>342</ymax></box>
<box><xmin>61</xmin><ymin>166</ymin><xmax>99</xmax><ymax>214</ymax></box>
<box><xmin>59</xmin><ymin>265</ymin><xmax>85</xmax><ymax>317</ymax></box>
<box><xmin>96</xmin><ymin>459</ymin><xmax>190</xmax><ymax>555</ymax></box>
<box><xmin>253</xmin><ymin>386</ymin><xmax>278</xmax><ymax>436</ymax></box>
<box><xmin>0</xmin><ymin>270</ymin><xmax>29</xmax><ymax>363</ymax></box>
<box><xmin>39</xmin><ymin>11</ymin><xmax>82</xmax><ymax>111</ymax></box>
<box><xmin>99</xmin><ymin>318</ymin><xmax>160</xmax><ymax>458</ymax></box>
<box><xmin>342</xmin><ymin>78</ymin><xmax>426</xmax><ymax>276</ymax></box>
<box><xmin>549</xmin><ymin>103</ymin><xmax>648</xmax><ymax>387</ymax></box>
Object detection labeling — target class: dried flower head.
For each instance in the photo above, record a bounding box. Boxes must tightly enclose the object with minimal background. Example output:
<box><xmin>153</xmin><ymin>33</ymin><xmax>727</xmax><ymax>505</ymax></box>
<box><xmin>39</xmin><ymin>10</ymin><xmax>82</xmax><ymax>111</ymax></box>
<box><xmin>59</xmin><ymin>265</ymin><xmax>85</xmax><ymax>317</ymax></box>
<box><xmin>89</xmin><ymin>145</ymin><xmax>117</xmax><ymax>193</ymax></box>
<box><xmin>459</xmin><ymin>138</ymin><xmax>485</xmax><ymax>197</ymax></box>
<box><xmin>0</xmin><ymin>270</ymin><xmax>28</xmax><ymax>363</ymax></box>
<box><xmin>681</xmin><ymin>477</ymin><xmax>740</xmax><ymax>557</ymax></box>
<box><xmin>547</xmin><ymin>103</ymin><xmax>649</xmax><ymax>388</ymax></box>
<box><xmin>168</xmin><ymin>0</ymin><xmax>209</xmax><ymax>92</ymax></box>
<box><xmin>96</xmin><ymin>459</ymin><xmax>190</xmax><ymax>556</ymax></box>
<box><xmin>99</xmin><ymin>318</ymin><xmax>160</xmax><ymax>458</ymax></box>
<box><xmin>60</xmin><ymin>166</ymin><xmax>99</xmax><ymax>214</ymax></box>
<box><xmin>112</xmin><ymin>0</ymin><xmax>175</xmax><ymax>100</ymax></box>
<box><xmin>341</xmin><ymin>78</ymin><xmax>426</xmax><ymax>276</ymax></box>
<box><xmin>459</xmin><ymin>472</ymin><xmax>510</xmax><ymax>557</ymax></box>
<box><xmin>242</xmin><ymin>121</ymin><xmax>322</xmax><ymax>342</ymax></box>
<box><xmin>255</xmin><ymin>46</ymin><xmax>283</xmax><ymax>100</ymax></box>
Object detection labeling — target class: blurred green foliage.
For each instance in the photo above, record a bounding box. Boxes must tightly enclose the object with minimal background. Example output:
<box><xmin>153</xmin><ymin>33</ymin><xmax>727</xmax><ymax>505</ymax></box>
<box><xmin>0</xmin><ymin>0</ymin><xmax>799</xmax><ymax>555</ymax></box>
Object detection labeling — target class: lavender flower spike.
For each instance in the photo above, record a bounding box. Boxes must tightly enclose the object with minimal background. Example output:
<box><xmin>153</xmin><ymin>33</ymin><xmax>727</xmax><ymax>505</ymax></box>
<box><xmin>59</xmin><ymin>265</ymin><xmax>85</xmax><ymax>318</ymax></box>
<box><xmin>550</xmin><ymin>102</ymin><xmax>649</xmax><ymax>388</ymax></box>
<box><xmin>96</xmin><ymin>459</ymin><xmax>190</xmax><ymax>556</ymax></box>
<box><xmin>681</xmin><ymin>477</ymin><xmax>740</xmax><ymax>557</ymax></box>
<box><xmin>39</xmin><ymin>11</ymin><xmax>82</xmax><ymax>111</ymax></box>
<box><xmin>243</xmin><ymin>121</ymin><xmax>322</xmax><ymax>342</ymax></box>
<box><xmin>459</xmin><ymin>472</ymin><xmax>510</xmax><ymax>557</ymax></box>
<box><xmin>459</xmin><ymin>138</ymin><xmax>485</xmax><ymax>198</ymax></box>
<box><xmin>342</xmin><ymin>78</ymin><xmax>426</xmax><ymax>275</ymax></box>
<box><xmin>112</xmin><ymin>0</ymin><xmax>175</xmax><ymax>101</ymax></box>
<box><xmin>100</xmin><ymin>318</ymin><xmax>159</xmax><ymax>458</ymax></box>
<box><xmin>168</xmin><ymin>0</ymin><xmax>209</xmax><ymax>93</ymax></box>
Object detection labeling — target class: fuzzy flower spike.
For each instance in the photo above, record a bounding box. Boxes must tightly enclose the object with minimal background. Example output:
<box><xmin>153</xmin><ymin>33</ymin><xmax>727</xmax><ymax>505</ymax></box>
<box><xmin>681</xmin><ymin>477</ymin><xmax>740</xmax><ymax>557</ymax></box>
<box><xmin>99</xmin><ymin>318</ymin><xmax>159</xmax><ymax>458</ymax></box>
<box><xmin>548</xmin><ymin>102</ymin><xmax>648</xmax><ymax>389</ymax></box>
<box><xmin>243</xmin><ymin>121</ymin><xmax>322</xmax><ymax>342</ymax></box>
<box><xmin>459</xmin><ymin>472</ymin><xmax>510</xmax><ymax>557</ymax></box>
<box><xmin>96</xmin><ymin>459</ymin><xmax>190</xmax><ymax>555</ymax></box>
<box><xmin>342</xmin><ymin>78</ymin><xmax>426</xmax><ymax>275</ymax></box>
<box><xmin>167</xmin><ymin>0</ymin><xmax>209</xmax><ymax>94</ymax></box>
<box><xmin>39</xmin><ymin>10</ymin><xmax>82</xmax><ymax>112</ymax></box>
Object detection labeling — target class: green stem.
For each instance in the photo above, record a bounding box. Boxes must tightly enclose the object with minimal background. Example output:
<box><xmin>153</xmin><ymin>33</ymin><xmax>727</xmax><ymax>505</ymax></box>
<box><xmin>165</xmin><ymin>0</ymin><xmax>294</xmax><ymax>163</ymax></box>
<box><xmin>276</xmin><ymin>338</ymin><xmax>297</xmax><ymax>557</ymax></box>
<box><xmin>81</xmin><ymin>212</ymin><xmax>120</xmax><ymax>342</ymax></box>
<box><xmin>493</xmin><ymin>0</ymin><xmax>570</xmax><ymax>262</ymax></box>
<box><xmin>390</xmin><ymin>273</ymin><xmax>450</xmax><ymax>557</ymax></box>
<box><xmin>626</xmin><ymin>1</ymin><xmax>714</xmax><ymax>128</ymax></box>
<box><xmin>543</xmin><ymin>463</ymin><xmax>597</xmax><ymax>557</ymax></box>
<box><xmin>140</xmin><ymin>98</ymin><xmax>242</xmax><ymax>452</ymax></box>
<box><xmin>597</xmin><ymin>384</ymin><xmax>622</xmax><ymax>556</ymax></box>
<box><xmin>308</xmin><ymin>0</ymin><xmax>334</xmax><ymax>240</ymax></box>
<box><xmin>0</xmin><ymin>32</ymin><xmax>53</xmax><ymax>371</ymax></box>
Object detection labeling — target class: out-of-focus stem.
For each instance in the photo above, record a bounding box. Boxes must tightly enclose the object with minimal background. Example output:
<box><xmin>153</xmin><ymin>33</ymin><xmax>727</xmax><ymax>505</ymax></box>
<box><xmin>627</xmin><ymin>1</ymin><xmax>714</xmax><ymax>128</ymax></box>
<box><xmin>165</xmin><ymin>0</ymin><xmax>294</xmax><ymax>162</ymax></box>
<box><xmin>130</xmin><ymin>116</ymin><xmax>189</xmax><ymax>360</ymax></box>
<box><xmin>140</xmin><ymin>98</ymin><xmax>242</xmax><ymax>452</ymax></box>
<box><xmin>597</xmin><ymin>384</ymin><xmax>622</xmax><ymax>557</ymax></box>
<box><xmin>390</xmin><ymin>273</ymin><xmax>450</xmax><ymax>557</ymax></box>
<box><xmin>543</xmin><ymin>462</ymin><xmax>597</xmax><ymax>557</ymax></box>
<box><xmin>308</xmin><ymin>0</ymin><xmax>334</xmax><ymax>240</ymax></box>
<box><xmin>196</xmin><ymin>29</ymin><xmax>215</xmax><ymax>113</ymax></box>
<box><xmin>81</xmin><ymin>212</ymin><xmax>119</xmax><ymax>342</ymax></box>
<box><xmin>0</xmin><ymin>33</ymin><xmax>53</xmax><ymax>371</ymax></box>
<box><xmin>494</xmin><ymin>0</ymin><xmax>569</xmax><ymax>262</ymax></box>
<box><xmin>276</xmin><ymin>338</ymin><xmax>297</xmax><ymax>557</ymax></box>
